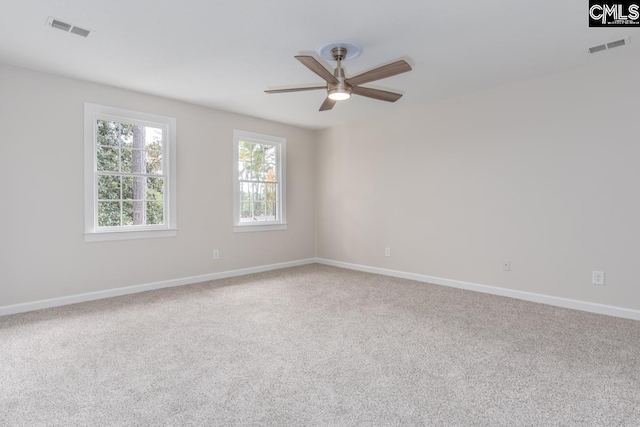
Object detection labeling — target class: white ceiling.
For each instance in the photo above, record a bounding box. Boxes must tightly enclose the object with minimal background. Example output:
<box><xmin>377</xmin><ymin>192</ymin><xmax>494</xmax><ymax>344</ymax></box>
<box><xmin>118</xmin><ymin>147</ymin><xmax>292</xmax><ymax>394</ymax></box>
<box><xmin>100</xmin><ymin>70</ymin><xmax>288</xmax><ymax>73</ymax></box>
<box><xmin>1</xmin><ymin>0</ymin><xmax>638</xmax><ymax>130</ymax></box>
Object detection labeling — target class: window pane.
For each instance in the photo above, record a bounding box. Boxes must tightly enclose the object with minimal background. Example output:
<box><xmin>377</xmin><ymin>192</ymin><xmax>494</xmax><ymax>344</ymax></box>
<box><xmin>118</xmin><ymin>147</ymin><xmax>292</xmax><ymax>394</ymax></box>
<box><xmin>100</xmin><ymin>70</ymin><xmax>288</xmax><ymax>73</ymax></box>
<box><xmin>240</xmin><ymin>182</ymin><xmax>251</xmax><ymax>203</ymax></box>
<box><xmin>266</xmin><ymin>202</ymin><xmax>277</xmax><ymax>221</ymax></box>
<box><xmin>264</xmin><ymin>163</ymin><xmax>276</xmax><ymax>182</ymax></box>
<box><xmin>239</xmin><ymin>141</ymin><xmax>252</xmax><ymax>162</ymax></box>
<box><xmin>145</xmin><ymin>127</ymin><xmax>163</xmax><ymax>150</ymax></box>
<box><xmin>122</xmin><ymin>177</ymin><xmax>133</xmax><ymax>199</ymax></box>
<box><xmin>146</xmin><ymin>201</ymin><xmax>164</xmax><ymax>225</ymax></box>
<box><xmin>98</xmin><ymin>175</ymin><xmax>120</xmax><ymax>200</ymax></box>
<box><xmin>122</xmin><ymin>201</ymin><xmax>146</xmax><ymax>225</ymax></box>
<box><xmin>252</xmin><ymin>144</ymin><xmax>264</xmax><ymax>160</ymax></box>
<box><xmin>255</xmin><ymin>162</ymin><xmax>268</xmax><ymax>181</ymax></box>
<box><xmin>248</xmin><ymin>162</ymin><xmax>262</xmax><ymax>181</ymax></box>
<box><xmin>253</xmin><ymin>202</ymin><xmax>266</xmax><ymax>221</ymax></box>
<box><xmin>239</xmin><ymin>161</ymin><xmax>252</xmax><ymax>181</ymax></box>
<box><xmin>119</xmin><ymin>124</ymin><xmax>134</xmax><ymax>148</ymax></box>
<box><xmin>252</xmin><ymin>183</ymin><xmax>266</xmax><ymax>201</ymax></box>
<box><xmin>97</xmin><ymin>146</ymin><xmax>119</xmax><ymax>172</ymax></box>
<box><xmin>96</xmin><ymin>120</ymin><xmax>120</xmax><ymax>146</ymax></box>
<box><xmin>98</xmin><ymin>201</ymin><xmax>121</xmax><ymax>227</ymax></box>
<box><xmin>240</xmin><ymin>202</ymin><xmax>252</xmax><ymax>222</ymax></box>
<box><xmin>122</xmin><ymin>149</ymin><xmax>147</xmax><ymax>174</ymax></box>
<box><xmin>249</xmin><ymin>202</ymin><xmax>264</xmax><ymax>222</ymax></box>
<box><xmin>131</xmin><ymin>150</ymin><xmax>146</xmax><ymax>174</ymax></box>
<box><xmin>146</xmin><ymin>151</ymin><xmax>163</xmax><ymax>175</ymax></box>
<box><xmin>122</xmin><ymin>201</ymin><xmax>134</xmax><ymax>226</ymax></box>
<box><xmin>122</xmin><ymin>176</ymin><xmax>146</xmax><ymax>200</ymax></box>
<box><xmin>131</xmin><ymin>200</ymin><xmax>145</xmax><ymax>225</ymax></box>
<box><xmin>266</xmin><ymin>184</ymin><xmax>277</xmax><ymax>202</ymax></box>
<box><xmin>147</xmin><ymin>177</ymin><xmax>164</xmax><ymax>201</ymax></box>
<box><xmin>121</xmin><ymin>149</ymin><xmax>132</xmax><ymax>173</ymax></box>
<box><xmin>264</xmin><ymin>145</ymin><xmax>276</xmax><ymax>164</ymax></box>
<box><xmin>136</xmin><ymin>176</ymin><xmax>147</xmax><ymax>200</ymax></box>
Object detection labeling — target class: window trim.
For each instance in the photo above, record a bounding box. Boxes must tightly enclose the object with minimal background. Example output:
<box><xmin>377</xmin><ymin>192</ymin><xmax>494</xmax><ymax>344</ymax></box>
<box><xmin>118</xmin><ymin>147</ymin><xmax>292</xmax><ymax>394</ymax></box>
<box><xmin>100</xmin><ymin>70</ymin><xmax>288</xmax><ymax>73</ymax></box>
<box><xmin>84</xmin><ymin>103</ymin><xmax>177</xmax><ymax>242</ymax></box>
<box><xmin>233</xmin><ymin>130</ymin><xmax>287</xmax><ymax>233</ymax></box>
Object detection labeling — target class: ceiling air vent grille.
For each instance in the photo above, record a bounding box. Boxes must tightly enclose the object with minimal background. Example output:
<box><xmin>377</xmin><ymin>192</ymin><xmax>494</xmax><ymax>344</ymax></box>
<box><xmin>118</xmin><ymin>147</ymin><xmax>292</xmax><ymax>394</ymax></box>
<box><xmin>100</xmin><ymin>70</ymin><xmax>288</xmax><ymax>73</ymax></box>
<box><xmin>46</xmin><ymin>17</ymin><xmax>91</xmax><ymax>38</ymax></box>
<box><xmin>588</xmin><ymin>44</ymin><xmax>607</xmax><ymax>54</ymax></box>
<box><xmin>589</xmin><ymin>37</ymin><xmax>630</xmax><ymax>54</ymax></box>
<box><xmin>70</xmin><ymin>26</ymin><xmax>91</xmax><ymax>37</ymax></box>
<box><xmin>607</xmin><ymin>39</ymin><xmax>627</xmax><ymax>49</ymax></box>
<box><xmin>50</xmin><ymin>19</ymin><xmax>72</xmax><ymax>32</ymax></box>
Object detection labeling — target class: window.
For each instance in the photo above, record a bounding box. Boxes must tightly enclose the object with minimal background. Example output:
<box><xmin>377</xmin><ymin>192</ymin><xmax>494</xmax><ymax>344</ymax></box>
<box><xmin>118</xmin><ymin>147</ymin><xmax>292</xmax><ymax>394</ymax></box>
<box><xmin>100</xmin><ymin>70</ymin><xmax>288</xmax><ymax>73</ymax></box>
<box><xmin>84</xmin><ymin>103</ymin><xmax>177</xmax><ymax>242</ymax></box>
<box><xmin>233</xmin><ymin>130</ymin><xmax>286</xmax><ymax>232</ymax></box>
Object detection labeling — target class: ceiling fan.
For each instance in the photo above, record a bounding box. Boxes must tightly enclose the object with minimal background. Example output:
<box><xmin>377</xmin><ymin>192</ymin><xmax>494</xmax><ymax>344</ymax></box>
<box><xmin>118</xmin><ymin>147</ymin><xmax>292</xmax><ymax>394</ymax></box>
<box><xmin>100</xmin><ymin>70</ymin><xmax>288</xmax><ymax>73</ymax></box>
<box><xmin>265</xmin><ymin>43</ymin><xmax>412</xmax><ymax>111</ymax></box>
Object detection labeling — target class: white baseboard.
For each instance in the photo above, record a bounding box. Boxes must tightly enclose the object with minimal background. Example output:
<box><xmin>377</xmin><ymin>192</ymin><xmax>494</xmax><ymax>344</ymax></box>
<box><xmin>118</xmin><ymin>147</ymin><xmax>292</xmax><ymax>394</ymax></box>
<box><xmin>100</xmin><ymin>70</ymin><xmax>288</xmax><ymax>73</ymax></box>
<box><xmin>315</xmin><ymin>258</ymin><xmax>640</xmax><ymax>322</ymax></box>
<box><xmin>4</xmin><ymin>257</ymin><xmax>639</xmax><ymax>322</ymax></box>
<box><xmin>0</xmin><ymin>258</ymin><xmax>316</xmax><ymax>317</ymax></box>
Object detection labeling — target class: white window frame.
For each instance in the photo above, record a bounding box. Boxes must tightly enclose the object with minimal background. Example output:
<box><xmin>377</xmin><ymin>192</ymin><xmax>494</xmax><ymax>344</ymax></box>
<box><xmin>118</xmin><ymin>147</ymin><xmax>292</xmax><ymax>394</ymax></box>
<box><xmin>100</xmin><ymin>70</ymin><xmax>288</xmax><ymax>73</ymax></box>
<box><xmin>84</xmin><ymin>103</ymin><xmax>177</xmax><ymax>242</ymax></box>
<box><xmin>233</xmin><ymin>130</ymin><xmax>287</xmax><ymax>233</ymax></box>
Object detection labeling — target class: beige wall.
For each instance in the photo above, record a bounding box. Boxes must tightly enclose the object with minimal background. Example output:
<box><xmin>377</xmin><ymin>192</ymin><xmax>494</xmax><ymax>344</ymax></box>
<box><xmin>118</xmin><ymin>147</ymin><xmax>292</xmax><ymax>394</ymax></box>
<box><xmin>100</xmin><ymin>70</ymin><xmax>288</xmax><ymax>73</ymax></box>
<box><xmin>0</xmin><ymin>63</ymin><xmax>315</xmax><ymax>306</ymax></box>
<box><xmin>3</xmin><ymin>53</ymin><xmax>639</xmax><ymax>312</ymax></box>
<box><xmin>316</xmin><ymin>53</ymin><xmax>640</xmax><ymax>311</ymax></box>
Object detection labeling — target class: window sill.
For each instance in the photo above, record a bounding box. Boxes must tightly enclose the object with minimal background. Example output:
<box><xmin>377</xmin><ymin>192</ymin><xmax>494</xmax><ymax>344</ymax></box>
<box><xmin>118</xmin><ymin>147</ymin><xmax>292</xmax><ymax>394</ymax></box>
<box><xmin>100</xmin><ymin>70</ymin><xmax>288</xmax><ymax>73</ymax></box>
<box><xmin>233</xmin><ymin>224</ymin><xmax>287</xmax><ymax>233</ymax></box>
<box><xmin>84</xmin><ymin>229</ymin><xmax>178</xmax><ymax>242</ymax></box>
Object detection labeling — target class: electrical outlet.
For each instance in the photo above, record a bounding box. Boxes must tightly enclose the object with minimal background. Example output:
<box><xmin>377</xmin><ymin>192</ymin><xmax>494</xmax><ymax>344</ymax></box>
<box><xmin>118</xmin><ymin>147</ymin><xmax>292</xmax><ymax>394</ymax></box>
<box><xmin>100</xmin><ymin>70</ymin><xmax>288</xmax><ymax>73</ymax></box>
<box><xmin>385</xmin><ymin>248</ymin><xmax>391</xmax><ymax>257</ymax></box>
<box><xmin>503</xmin><ymin>261</ymin><xmax>510</xmax><ymax>271</ymax></box>
<box><xmin>592</xmin><ymin>271</ymin><xmax>605</xmax><ymax>286</ymax></box>
<box><xmin>213</xmin><ymin>250</ymin><xmax>220</xmax><ymax>260</ymax></box>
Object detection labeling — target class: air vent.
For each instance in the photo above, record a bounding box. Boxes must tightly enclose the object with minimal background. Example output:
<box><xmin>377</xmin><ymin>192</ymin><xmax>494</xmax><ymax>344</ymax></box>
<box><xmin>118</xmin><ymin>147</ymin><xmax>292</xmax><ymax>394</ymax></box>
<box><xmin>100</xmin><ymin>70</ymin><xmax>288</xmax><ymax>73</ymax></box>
<box><xmin>46</xmin><ymin>17</ymin><xmax>91</xmax><ymax>38</ymax></box>
<box><xmin>70</xmin><ymin>26</ymin><xmax>91</xmax><ymax>37</ymax></box>
<box><xmin>50</xmin><ymin>19</ymin><xmax>71</xmax><ymax>32</ymax></box>
<box><xmin>607</xmin><ymin>39</ymin><xmax>626</xmax><ymax>49</ymax></box>
<box><xmin>588</xmin><ymin>37</ymin><xmax>630</xmax><ymax>54</ymax></box>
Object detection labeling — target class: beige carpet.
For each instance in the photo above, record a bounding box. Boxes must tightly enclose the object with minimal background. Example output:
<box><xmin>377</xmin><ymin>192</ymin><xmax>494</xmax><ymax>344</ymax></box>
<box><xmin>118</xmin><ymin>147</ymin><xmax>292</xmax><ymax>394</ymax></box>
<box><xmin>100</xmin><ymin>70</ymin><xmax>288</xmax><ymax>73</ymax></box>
<box><xmin>1</xmin><ymin>264</ymin><xmax>639</xmax><ymax>426</ymax></box>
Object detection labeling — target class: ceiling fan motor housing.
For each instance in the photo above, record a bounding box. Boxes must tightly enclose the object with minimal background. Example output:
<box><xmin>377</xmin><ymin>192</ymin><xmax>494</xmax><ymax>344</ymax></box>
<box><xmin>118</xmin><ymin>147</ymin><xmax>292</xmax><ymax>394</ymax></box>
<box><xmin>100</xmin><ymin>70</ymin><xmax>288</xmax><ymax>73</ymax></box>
<box><xmin>328</xmin><ymin>66</ymin><xmax>352</xmax><ymax>99</ymax></box>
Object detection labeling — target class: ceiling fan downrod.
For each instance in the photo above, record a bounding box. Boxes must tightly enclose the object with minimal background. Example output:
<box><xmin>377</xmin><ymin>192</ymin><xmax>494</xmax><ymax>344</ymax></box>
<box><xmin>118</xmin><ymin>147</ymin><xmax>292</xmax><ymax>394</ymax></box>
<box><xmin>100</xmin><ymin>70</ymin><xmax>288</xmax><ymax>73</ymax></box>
<box><xmin>328</xmin><ymin>47</ymin><xmax>351</xmax><ymax>101</ymax></box>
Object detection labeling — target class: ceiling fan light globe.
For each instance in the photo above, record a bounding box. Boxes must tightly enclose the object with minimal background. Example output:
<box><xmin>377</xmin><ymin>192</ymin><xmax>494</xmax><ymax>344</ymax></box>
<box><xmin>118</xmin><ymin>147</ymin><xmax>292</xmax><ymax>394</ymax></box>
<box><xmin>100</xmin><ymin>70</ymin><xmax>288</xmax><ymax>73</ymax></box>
<box><xmin>328</xmin><ymin>90</ymin><xmax>351</xmax><ymax>101</ymax></box>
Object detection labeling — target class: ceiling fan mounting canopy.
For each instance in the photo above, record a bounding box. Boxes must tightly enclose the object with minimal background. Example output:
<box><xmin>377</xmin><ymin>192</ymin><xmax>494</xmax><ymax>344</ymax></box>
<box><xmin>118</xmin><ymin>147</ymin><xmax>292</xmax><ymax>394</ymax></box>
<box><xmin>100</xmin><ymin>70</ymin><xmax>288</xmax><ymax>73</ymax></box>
<box><xmin>265</xmin><ymin>42</ymin><xmax>412</xmax><ymax>111</ymax></box>
<box><xmin>317</xmin><ymin>40</ymin><xmax>362</xmax><ymax>61</ymax></box>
